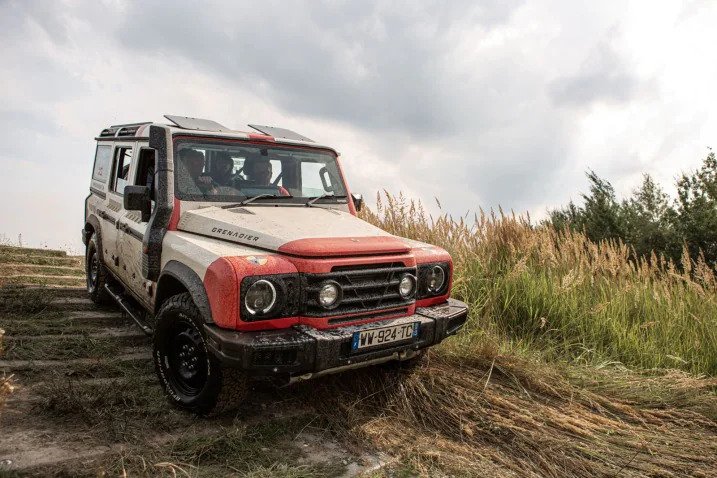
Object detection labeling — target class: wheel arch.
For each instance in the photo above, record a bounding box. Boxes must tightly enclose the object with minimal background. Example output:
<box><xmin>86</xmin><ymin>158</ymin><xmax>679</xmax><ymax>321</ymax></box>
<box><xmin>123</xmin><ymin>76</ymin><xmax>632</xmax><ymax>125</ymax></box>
<box><xmin>155</xmin><ymin>261</ymin><xmax>213</xmax><ymax>324</ymax></box>
<box><xmin>84</xmin><ymin>215</ymin><xmax>103</xmax><ymax>261</ymax></box>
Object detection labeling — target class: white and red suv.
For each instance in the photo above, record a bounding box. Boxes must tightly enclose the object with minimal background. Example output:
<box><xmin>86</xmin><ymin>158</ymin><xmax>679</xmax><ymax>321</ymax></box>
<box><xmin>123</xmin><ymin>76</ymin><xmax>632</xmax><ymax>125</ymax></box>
<box><xmin>83</xmin><ymin>115</ymin><xmax>468</xmax><ymax>413</ymax></box>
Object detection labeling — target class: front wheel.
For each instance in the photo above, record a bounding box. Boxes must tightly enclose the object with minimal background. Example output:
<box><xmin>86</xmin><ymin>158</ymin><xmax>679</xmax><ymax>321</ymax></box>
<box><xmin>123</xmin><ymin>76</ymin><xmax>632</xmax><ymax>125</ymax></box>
<box><xmin>153</xmin><ymin>293</ymin><xmax>247</xmax><ymax>415</ymax></box>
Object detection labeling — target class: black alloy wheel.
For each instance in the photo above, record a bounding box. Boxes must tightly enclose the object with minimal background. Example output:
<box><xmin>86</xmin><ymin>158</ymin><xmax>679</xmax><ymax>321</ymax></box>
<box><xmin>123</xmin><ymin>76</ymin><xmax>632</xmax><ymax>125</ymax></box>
<box><xmin>165</xmin><ymin>318</ymin><xmax>209</xmax><ymax>397</ymax></box>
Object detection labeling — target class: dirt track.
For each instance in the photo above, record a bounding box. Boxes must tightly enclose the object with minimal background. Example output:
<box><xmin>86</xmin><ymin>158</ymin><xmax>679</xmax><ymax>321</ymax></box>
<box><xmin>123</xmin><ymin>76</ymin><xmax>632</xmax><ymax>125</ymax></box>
<box><xmin>0</xmin><ymin>247</ymin><xmax>385</xmax><ymax>476</ymax></box>
<box><xmin>3</xmin><ymin>245</ymin><xmax>717</xmax><ymax>477</ymax></box>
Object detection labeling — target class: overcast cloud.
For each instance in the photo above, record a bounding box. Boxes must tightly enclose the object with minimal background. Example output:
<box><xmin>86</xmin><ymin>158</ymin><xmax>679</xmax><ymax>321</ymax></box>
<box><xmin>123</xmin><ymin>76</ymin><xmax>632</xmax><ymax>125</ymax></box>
<box><xmin>1</xmin><ymin>0</ymin><xmax>716</xmax><ymax>252</ymax></box>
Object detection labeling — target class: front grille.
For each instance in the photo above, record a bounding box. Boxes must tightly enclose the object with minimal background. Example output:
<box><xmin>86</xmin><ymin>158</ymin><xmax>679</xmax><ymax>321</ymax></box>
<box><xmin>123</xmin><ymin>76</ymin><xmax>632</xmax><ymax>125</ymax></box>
<box><xmin>303</xmin><ymin>263</ymin><xmax>416</xmax><ymax>317</ymax></box>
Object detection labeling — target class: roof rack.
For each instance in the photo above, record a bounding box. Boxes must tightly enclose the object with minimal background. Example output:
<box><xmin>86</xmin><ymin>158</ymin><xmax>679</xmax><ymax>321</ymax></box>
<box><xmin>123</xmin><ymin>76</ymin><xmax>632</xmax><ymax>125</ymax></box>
<box><xmin>99</xmin><ymin>121</ymin><xmax>152</xmax><ymax>138</ymax></box>
<box><xmin>96</xmin><ymin>116</ymin><xmax>317</xmax><ymax>145</ymax></box>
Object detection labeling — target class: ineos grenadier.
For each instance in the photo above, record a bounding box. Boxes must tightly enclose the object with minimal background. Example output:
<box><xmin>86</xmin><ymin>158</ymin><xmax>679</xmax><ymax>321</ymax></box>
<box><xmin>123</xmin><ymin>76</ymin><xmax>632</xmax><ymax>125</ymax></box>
<box><xmin>83</xmin><ymin>115</ymin><xmax>468</xmax><ymax>413</ymax></box>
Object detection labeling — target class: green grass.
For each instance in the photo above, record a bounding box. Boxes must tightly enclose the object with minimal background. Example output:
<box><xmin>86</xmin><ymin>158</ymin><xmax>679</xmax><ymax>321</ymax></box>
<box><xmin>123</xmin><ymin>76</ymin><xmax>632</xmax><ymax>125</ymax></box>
<box><xmin>0</xmin><ymin>253</ymin><xmax>83</xmax><ymax>267</ymax></box>
<box><xmin>0</xmin><ymin>245</ymin><xmax>67</xmax><ymax>257</ymax></box>
<box><xmin>0</xmin><ymin>275</ymin><xmax>85</xmax><ymax>287</ymax></box>
<box><xmin>0</xmin><ymin>286</ymin><xmax>57</xmax><ymax>314</ymax></box>
<box><xmin>33</xmin><ymin>373</ymin><xmax>186</xmax><ymax>443</ymax></box>
<box><xmin>362</xmin><ymin>193</ymin><xmax>717</xmax><ymax>376</ymax></box>
<box><xmin>449</xmin><ymin>255</ymin><xmax>717</xmax><ymax>375</ymax></box>
<box><xmin>1</xmin><ymin>334</ymin><xmax>143</xmax><ymax>361</ymax></box>
<box><xmin>0</xmin><ymin>315</ymin><xmax>131</xmax><ymax>336</ymax></box>
<box><xmin>0</xmin><ymin>264</ymin><xmax>84</xmax><ymax>277</ymax></box>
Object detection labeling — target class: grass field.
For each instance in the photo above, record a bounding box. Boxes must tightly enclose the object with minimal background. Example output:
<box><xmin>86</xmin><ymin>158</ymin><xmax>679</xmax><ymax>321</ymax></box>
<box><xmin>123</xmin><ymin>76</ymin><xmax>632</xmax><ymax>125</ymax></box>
<box><xmin>1</xmin><ymin>196</ymin><xmax>716</xmax><ymax>477</ymax></box>
<box><xmin>361</xmin><ymin>193</ymin><xmax>717</xmax><ymax>376</ymax></box>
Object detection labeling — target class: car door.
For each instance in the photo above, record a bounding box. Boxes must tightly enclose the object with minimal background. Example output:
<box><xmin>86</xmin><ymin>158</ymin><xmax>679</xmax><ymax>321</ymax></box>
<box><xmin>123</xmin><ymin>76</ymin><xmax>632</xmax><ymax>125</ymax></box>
<box><xmin>116</xmin><ymin>146</ymin><xmax>156</xmax><ymax>308</ymax></box>
<box><xmin>104</xmin><ymin>143</ymin><xmax>135</xmax><ymax>278</ymax></box>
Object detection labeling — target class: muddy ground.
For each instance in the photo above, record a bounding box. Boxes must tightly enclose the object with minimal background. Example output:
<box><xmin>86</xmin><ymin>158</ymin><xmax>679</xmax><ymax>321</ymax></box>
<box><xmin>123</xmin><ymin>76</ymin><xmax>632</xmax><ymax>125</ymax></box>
<box><xmin>2</xmin><ymin>245</ymin><xmax>717</xmax><ymax>478</ymax></box>
<box><xmin>0</xmin><ymin>247</ymin><xmax>387</xmax><ymax>477</ymax></box>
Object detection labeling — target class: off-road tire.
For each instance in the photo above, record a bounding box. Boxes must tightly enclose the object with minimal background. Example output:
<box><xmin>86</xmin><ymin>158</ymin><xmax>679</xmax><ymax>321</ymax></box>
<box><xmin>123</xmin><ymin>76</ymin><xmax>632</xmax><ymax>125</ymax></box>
<box><xmin>86</xmin><ymin>234</ymin><xmax>111</xmax><ymax>305</ymax></box>
<box><xmin>153</xmin><ymin>292</ymin><xmax>248</xmax><ymax>415</ymax></box>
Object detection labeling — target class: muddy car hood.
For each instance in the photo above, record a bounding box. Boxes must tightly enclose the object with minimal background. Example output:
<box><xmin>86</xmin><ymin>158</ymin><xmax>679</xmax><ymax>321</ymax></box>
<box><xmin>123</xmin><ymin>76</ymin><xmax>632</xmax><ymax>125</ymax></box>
<box><xmin>176</xmin><ymin>205</ymin><xmax>411</xmax><ymax>257</ymax></box>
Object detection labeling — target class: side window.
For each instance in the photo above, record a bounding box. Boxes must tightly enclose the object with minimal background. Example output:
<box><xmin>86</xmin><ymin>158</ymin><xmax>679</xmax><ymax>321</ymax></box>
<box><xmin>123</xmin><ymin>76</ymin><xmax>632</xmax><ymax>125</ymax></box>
<box><xmin>270</xmin><ymin>159</ymin><xmax>282</xmax><ymax>186</ymax></box>
<box><xmin>111</xmin><ymin>147</ymin><xmax>133</xmax><ymax>194</ymax></box>
<box><xmin>301</xmin><ymin>161</ymin><xmax>328</xmax><ymax>196</ymax></box>
<box><xmin>92</xmin><ymin>145</ymin><xmax>112</xmax><ymax>183</ymax></box>
<box><xmin>232</xmin><ymin>157</ymin><xmax>244</xmax><ymax>175</ymax></box>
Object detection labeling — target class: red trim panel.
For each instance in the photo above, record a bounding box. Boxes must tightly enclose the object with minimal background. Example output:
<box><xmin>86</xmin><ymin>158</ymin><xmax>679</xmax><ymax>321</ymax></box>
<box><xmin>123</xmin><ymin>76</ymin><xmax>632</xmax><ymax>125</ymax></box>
<box><xmin>204</xmin><ymin>245</ymin><xmax>453</xmax><ymax>331</ymax></box>
<box><xmin>204</xmin><ymin>254</ymin><xmax>300</xmax><ymax>331</ymax></box>
<box><xmin>173</xmin><ymin>135</ymin><xmax>337</xmax><ymax>156</ymax></box>
<box><xmin>248</xmin><ymin>133</ymin><xmax>275</xmax><ymax>142</ymax></box>
<box><xmin>411</xmin><ymin>246</ymin><xmax>451</xmax><ymax>264</ymax></box>
<box><xmin>167</xmin><ymin>197</ymin><xmax>181</xmax><ymax>231</ymax></box>
<box><xmin>287</xmin><ymin>252</ymin><xmax>414</xmax><ymax>274</ymax></box>
<box><xmin>279</xmin><ymin>236</ymin><xmax>411</xmax><ymax>258</ymax></box>
<box><xmin>204</xmin><ymin>257</ymin><xmax>240</xmax><ymax>329</ymax></box>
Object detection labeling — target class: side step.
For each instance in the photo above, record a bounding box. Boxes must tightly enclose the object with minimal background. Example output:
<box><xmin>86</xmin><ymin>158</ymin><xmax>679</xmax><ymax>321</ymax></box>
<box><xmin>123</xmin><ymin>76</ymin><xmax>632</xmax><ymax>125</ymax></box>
<box><xmin>104</xmin><ymin>284</ymin><xmax>153</xmax><ymax>335</ymax></box>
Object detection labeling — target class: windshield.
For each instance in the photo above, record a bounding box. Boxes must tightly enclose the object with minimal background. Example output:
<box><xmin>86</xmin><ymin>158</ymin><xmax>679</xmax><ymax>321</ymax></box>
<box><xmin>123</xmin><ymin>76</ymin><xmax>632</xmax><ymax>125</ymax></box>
<box><xmin>174</xmin><ymin>139</ymin><xmax>348</xmax><ymax>203</ymax></box>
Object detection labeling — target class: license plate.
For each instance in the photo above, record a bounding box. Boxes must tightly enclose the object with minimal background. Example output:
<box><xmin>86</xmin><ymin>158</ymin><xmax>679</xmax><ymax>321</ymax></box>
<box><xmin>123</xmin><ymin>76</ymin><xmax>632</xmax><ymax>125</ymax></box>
<box><xmin>351</xmin><ymin>322</ymin><xmax>420</xmax><ymax>351</ymax></box>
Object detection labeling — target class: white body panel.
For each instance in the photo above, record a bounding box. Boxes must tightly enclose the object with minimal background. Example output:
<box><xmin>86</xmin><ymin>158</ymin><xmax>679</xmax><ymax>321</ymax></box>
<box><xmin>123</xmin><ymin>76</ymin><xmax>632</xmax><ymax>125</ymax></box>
<box><xmin>177</xmin><ymin>205</ymin><xmax>391</xmax><ymax>251</ymax></box>
<box><xmin>160</xmin><ymin>230</ymin><xmax>268</xmax><ymax>280</ymax></box>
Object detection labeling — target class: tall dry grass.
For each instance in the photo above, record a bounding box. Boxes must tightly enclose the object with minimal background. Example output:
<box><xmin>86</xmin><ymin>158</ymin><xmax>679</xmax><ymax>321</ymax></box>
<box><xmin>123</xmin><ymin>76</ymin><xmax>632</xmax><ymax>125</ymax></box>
<box><xmin>360</xmin><ymin>192</ymin><xmax>717</xmax><ymax>375</ymax></box>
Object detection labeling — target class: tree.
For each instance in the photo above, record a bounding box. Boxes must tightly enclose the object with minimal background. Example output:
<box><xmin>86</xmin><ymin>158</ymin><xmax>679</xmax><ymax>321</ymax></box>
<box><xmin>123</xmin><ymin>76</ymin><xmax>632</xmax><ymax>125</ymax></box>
<box><xmin>622</xmin><ymin>174</ymin><xmax>679</xmax><ymax>262</ymax></box>
<box><xmin>674</xmin><ymin>151</ymin><xmax>717</xmax><ymax>264</ymax></box>
<box><xmin>580</xmin><ymin>170</ymin><xmax>625</xmax><ymax>243</ymax></box>
<box><xmin>547</xmin><ymin>170</ymin><xmax>625</xmax><ymax>244</ymax></box>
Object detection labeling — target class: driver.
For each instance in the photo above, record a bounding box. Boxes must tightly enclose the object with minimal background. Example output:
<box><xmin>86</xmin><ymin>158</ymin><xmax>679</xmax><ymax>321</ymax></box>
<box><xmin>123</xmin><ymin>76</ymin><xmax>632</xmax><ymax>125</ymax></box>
<box><xmin>211</xmin><ymin>152</ymin><xmax>235</xmax><ymax>187</ymax></box>
<box><xmin>178</xmin><ymin>148</ymin><xmax>217</xmax><ymax>194</ymax></box>
<box><xmin>245</xmin><ymin>157</ymin><xmax>290</xmax><ymax>196</ymax></box>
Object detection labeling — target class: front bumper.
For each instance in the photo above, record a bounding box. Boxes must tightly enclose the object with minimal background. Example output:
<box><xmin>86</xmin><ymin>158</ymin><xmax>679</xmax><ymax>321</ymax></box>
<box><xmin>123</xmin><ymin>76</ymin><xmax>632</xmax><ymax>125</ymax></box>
<box><xmin>204</xmin><ymin>298</ymin><xmax>468</xmax><ymax>380</ymax></box>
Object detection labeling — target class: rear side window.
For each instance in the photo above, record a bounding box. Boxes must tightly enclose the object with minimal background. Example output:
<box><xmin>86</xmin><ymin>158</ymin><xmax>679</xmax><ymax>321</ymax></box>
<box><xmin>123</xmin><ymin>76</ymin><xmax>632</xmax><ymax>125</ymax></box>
<box><xmin>111</xmin><ymin>147</ymin><xmax>133</xmax><ymax>194</ymax></box>
<box><xmin>92</xmin><ymin>145</ymin><xmax>112</xmax><ymax>182</ymax></box>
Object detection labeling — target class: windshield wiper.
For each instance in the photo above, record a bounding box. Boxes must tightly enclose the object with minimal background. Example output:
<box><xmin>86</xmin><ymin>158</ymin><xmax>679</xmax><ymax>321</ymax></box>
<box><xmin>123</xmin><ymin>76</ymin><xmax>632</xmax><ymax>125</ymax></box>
<box><xmin>220</xmin><ymin>194</ymin><xmax>294</xmax><ymax>208</ymax></box>
<box><xmin>305</xmin><ymin>194</ymin><xmax>347</xmax><ymax>207</ymax></box>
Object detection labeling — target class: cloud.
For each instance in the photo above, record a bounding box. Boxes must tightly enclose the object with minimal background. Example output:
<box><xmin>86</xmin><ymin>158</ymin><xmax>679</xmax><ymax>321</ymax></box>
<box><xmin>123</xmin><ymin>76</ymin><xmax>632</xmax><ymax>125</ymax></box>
<box><xmin>114</xmin><ymin>0</ymin><xmax>524</xmax><ymax>136</ymax></box>
<box><xmin>548</xmin><ymin>41</ymin><xmax>646</xmax><ymax>107</ymax></box>
<box><xmin>1</xmin><ymin>0</ymin><xmax>716</xmax><ymax>251</ymax></box>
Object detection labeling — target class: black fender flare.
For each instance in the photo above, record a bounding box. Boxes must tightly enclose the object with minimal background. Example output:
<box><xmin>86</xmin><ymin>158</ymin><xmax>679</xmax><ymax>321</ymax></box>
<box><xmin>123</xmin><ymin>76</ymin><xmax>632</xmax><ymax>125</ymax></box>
<box><xmin>155</xmin><ymin>260</ymin><xmax>213</xmax><ymax>324</ymax></box>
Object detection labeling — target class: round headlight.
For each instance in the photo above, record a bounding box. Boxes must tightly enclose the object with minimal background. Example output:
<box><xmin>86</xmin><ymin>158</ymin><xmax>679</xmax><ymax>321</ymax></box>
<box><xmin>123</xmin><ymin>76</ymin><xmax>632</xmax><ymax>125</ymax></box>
<box><xmin>245</xmin><ymin>279</ymin><xmax>277</xmax><ymax>315</ymax></box>
<box><xmin>399</xmin><ymin>274</ymin><xmax>416</xmax><ymax>299</ymax></box>
<box><xmin>318</xmin><ymin>281</ymin><xmax>341</xmax><ymax>309</ymax></box>
<box><xmin>427</xmin><ymin>266</ymin><xmax>446</xmax><ymax>293</ymax></box>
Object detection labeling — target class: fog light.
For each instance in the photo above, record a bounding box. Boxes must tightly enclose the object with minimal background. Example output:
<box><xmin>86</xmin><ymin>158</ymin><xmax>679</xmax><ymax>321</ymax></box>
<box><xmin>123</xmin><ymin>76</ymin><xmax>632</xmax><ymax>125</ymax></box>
<box><xmin>245</xmin><ymin>280</ymin><xmax>277</xmax><ymax>315</ymax></box>
<box><xmin>318</xmin><ymin>281</ymin><xmax>341</xmax><ymax>309</ymax></box>
<box><xmin>427</xmin><ymin>266</ymin><xmax>446</xmax><ymax>293</ymax></box>
<box><xmin>399</xmin><ymin>274</ymin><xmax>416</xmax><ymax>299</ymax></box>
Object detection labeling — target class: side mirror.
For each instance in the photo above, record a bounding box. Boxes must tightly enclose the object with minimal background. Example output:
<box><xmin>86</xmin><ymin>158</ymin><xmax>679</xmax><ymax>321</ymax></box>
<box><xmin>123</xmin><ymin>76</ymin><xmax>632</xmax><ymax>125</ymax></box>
<box><xmin>351</xmin><ymin>193</ymin><xmax>363</xmax><ymax>212</ymax></box>
<box><xmin>124</xmin><ymin>185</ymin><xmax>152</xmax><ymax>222</ymax></box>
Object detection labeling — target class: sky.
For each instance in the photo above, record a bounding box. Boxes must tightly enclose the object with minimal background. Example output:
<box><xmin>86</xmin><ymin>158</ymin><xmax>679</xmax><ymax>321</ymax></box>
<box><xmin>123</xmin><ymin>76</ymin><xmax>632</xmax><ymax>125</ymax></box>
<box><xmin>2</xmin><ymin>0</ymin><xmax>716</xmax><ymax>253</ymax></box>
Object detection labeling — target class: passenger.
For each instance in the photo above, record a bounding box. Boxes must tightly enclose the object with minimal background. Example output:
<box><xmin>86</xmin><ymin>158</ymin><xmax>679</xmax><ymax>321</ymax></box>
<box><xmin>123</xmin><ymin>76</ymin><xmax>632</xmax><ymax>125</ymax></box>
<box><xmin>245</xmin><ymin>157</ymin><xmax>290</xmax><ymax>196</ymax></box>
<box><xmin>211</xmin><ymin>153</ymin><xmax>235</xmax><ymax>187</ymax></box>
<box><xmin>178</xmin><ymin>148</ymin><xmax>217</xmax><ymax>194</ymax></box>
